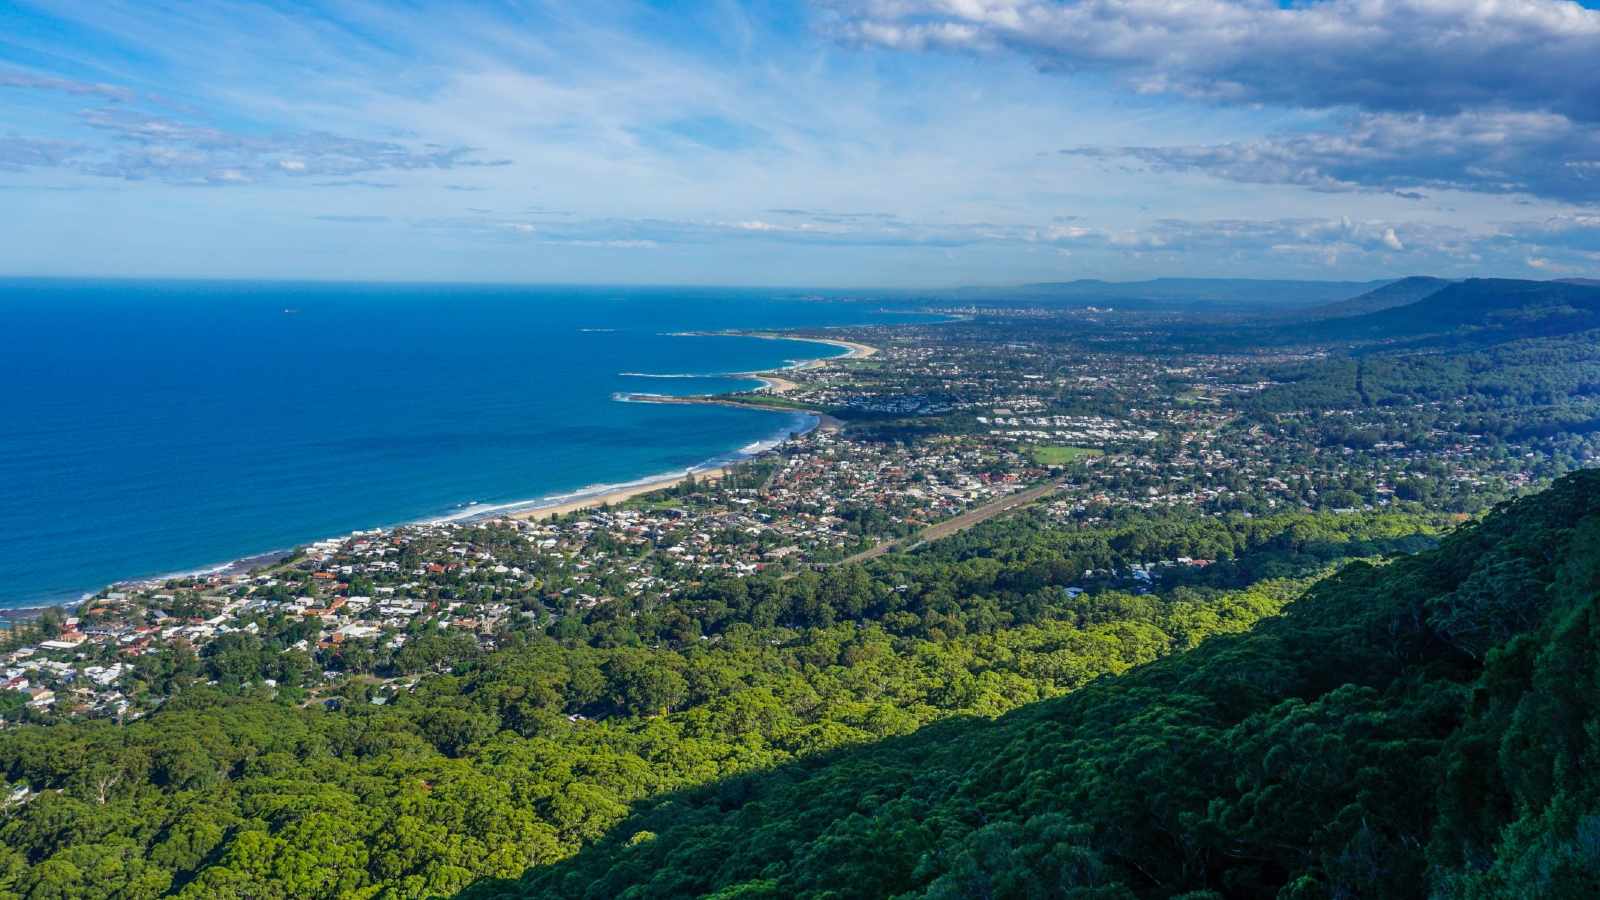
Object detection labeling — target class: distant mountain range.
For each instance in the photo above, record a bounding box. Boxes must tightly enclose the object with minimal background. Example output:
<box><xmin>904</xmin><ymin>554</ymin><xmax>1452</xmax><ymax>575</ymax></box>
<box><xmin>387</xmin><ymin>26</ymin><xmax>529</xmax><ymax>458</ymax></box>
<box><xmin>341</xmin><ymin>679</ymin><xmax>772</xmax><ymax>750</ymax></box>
<box><xmin>1295</xmin><ymin>276</ymin><xmax>1457</xmax><ymax>320</ymax></box>
<box><xmin>940</xmin><ymin>275</ymin><xmax>1600</xmax><ymax>347</ymax></box>
<box><xmin>1291</xmin><ymin>277</ymin><xmax>1600</xmax><ymax>346</ymax></box>
<box><xmin>948</xmin><ymin>277</ymin><xmax>1390</xmax><ymax>311</ymax></box>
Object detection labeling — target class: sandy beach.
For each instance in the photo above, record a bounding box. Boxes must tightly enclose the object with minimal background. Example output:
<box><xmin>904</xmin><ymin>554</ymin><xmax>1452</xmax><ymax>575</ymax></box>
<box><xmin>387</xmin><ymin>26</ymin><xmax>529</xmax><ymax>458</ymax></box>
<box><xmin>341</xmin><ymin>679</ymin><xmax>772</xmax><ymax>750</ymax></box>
<box><xmin>82</xmin><ymin>332</ymin><xmax>874</xmax><ymax>597</ymax></box>
<box><xmin>525</xmin><ymin>332</ymin><xmax>874</xmax><ymax>521</ymax></box>
<box><xmin>672</xmin><ymin>332</ymin><xmax>876</xmax><ymax>377</ymax></box>
<box><xmin>510</xmin><ymin>467</ymin><xmax>727</xmax><ymax>521</ymax></box>
<box><xmin>754</xmin><ymin>373</ymin><xmax>801</xmax><ymax>393</ymax></box>
<box><xmin>40</xmin><ymin>336</ymin><xmax>868</xmax><ymax>607</ymax></box>
<box><xmin>725</xmin><ymin>334</ymin><xmax>878</xmax><ymax>393</ymax></box>
<box><xmin>739</xmin><ymin>333</ymin><xmax>879</xmax><ymax>365</ymax></box>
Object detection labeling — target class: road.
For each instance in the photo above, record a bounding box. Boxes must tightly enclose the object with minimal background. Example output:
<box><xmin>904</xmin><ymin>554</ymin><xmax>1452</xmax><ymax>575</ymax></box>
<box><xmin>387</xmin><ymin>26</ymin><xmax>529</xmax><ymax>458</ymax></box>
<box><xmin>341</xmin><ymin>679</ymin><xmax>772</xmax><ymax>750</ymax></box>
<box><xmin>833</xmin><ymin>479</ymin><xmax>1063</xmax><ymax>566</ymax></box>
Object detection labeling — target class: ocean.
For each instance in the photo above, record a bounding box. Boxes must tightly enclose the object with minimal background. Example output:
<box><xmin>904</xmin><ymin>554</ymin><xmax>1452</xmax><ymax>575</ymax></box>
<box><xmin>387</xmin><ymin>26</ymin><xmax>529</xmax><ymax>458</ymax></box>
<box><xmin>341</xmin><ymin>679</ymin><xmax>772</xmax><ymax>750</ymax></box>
<box><xmin>0</xmin><ymin>279</ymin><xmax>927</xmax><ymax>608</ymax></box>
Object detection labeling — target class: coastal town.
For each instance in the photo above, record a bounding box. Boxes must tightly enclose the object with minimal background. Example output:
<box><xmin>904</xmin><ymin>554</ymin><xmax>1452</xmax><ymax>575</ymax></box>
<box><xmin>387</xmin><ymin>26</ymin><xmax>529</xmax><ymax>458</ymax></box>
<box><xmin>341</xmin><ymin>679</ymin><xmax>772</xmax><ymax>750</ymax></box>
<box><xmin>2</xmin><ymin>312</ymin><xmax>1590</xmax><ymax>726</ymax></box>
<box><xmin>8</xmin><ymin>7</ymin><xmax>1600</xmax><ymax>895</ymax></box>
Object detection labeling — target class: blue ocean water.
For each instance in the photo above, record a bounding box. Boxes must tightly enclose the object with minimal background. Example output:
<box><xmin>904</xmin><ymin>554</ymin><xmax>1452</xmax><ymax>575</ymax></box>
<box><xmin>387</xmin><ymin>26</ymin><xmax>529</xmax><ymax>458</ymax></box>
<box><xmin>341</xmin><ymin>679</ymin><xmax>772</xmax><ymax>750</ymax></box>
<box><xmin>0</xmin><ymin>280</ymin><xmax>923</xmax><ymax>608</ymax></box>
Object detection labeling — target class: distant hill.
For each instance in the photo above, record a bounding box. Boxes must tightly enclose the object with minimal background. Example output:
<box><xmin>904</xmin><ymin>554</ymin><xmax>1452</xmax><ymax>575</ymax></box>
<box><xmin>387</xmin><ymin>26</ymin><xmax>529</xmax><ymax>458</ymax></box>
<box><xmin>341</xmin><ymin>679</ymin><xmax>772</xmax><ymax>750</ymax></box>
<box><xmin>950</xmin><ymin>277</ymin><xmax>1390</xmax><ymax>312</ymax></box>
<box><xmin>1297</xmin><ymin>275</ymin><xmax>1454</xmax><ymax>320</ymax></box>
<box><xmin>1557</xmin><ymin>277</ymin><xmax>1600</xmax><ymax>287</ymax></box>
<box><xmin>1293</xmin><ymin>277</ymin><xmax>1600</xmax><ymax>345</ymax></box>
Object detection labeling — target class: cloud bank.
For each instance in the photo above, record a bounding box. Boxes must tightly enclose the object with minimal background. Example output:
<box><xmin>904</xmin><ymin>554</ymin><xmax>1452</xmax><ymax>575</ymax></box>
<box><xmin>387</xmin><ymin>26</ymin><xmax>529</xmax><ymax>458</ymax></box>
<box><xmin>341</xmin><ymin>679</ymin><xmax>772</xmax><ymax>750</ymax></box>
<box><xmin>2</xmin><ymin>1</ymin><xmax>1597</xmax><ymax>282</ymax></box>
<box><xmin>2</xmin><ymin>70</ymin><xmax>505</xmax><ymax>185</ymax></box>
<box><xmin>1066</xmin><ymin>110</ymin><xmax>1600</xmax><ymax>203</ymax></box>
<box><xmin>830</xmin><ymin>0</ymin><xmax>1600</xmax><ymax>120</ymax></box>
<box><xmin>834</xmin><ymin>0</ymin><xmax>1600</xmax><ymax>205</ymax></box>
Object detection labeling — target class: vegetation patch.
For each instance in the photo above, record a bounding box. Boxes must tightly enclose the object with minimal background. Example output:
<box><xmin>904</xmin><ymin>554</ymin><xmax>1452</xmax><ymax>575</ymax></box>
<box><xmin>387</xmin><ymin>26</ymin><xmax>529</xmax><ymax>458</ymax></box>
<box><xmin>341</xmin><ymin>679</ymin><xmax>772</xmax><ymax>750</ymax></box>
<box><xmin>1026</xmin><ymin>444</ymin><xmax>1103</xmax><ymax>466</ymax></box>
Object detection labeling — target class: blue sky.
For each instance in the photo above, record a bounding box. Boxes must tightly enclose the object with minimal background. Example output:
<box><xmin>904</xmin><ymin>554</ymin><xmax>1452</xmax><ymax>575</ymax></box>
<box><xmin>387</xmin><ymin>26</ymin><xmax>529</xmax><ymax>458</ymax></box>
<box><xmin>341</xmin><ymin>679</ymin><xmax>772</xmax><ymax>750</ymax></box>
<box><xmin>2</xmin><ymin>0</ymin><xmax>1599</xmax><ymax>285</ymax></box>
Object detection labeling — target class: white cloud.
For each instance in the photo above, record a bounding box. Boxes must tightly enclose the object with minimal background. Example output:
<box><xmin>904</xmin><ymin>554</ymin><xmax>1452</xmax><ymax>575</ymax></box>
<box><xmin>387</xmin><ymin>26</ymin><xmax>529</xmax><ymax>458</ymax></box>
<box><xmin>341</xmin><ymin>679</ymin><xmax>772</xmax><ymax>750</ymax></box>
<box><xmin>67</xmin><ymin>109</ymin><xmax>505</xmax><ymax>185</ymax></box>
<box><xmin>0</xmin><ymin>136</ymin><xmax>83</xmax><ymax>171</ymax></box>
<box><xmin>828</xmin><ymin>0</ymin><xmax>1600</xmax><ymax>120</ymax></box>
<box><xmin>5</xmin><ymin>0</ymin><xmax>1597</xmax><ymax>282</ymax></box>
<box><xmin>1065</xmin><ymin>110</ymin><xmax>1600</xmax><ymax>202</ymax></box>
<box><xmin>0</xmin><ymin>70</ymin><xmax>135</xmax><ymax>102</ymax></box>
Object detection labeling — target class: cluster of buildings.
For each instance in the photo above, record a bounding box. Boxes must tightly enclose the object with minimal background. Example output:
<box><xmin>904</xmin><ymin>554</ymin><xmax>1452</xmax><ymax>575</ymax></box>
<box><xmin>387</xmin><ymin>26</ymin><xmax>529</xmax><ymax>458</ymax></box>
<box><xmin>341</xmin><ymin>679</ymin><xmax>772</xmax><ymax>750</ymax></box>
<box><xmin>5</xmin><ymin>318</ymin><xmax>1590</xmax><ymax>727</ymax></box>
<box><xmin>1</xmin><ymin>418</ymin><xmax>1048</xmax><ymax>724</ymax></box>
<box><xmin>978</xmin><ymin>412</ymin><xmax>1162</xmax><ymax>445</ymax></box>
<box><xmin>4</xmin><ymin>619</ymin><xmax>134</xmax><ymax>720</ymax></box>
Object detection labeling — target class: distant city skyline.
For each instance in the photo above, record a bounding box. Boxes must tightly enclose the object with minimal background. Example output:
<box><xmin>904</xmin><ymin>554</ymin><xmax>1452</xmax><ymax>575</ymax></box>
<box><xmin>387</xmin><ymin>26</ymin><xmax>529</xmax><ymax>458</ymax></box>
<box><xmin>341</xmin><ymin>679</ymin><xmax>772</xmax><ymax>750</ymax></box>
<box><xmin>3</xmin><ymin>0</ymin><xmax>1600</xmax><ymax>286</ymax></box>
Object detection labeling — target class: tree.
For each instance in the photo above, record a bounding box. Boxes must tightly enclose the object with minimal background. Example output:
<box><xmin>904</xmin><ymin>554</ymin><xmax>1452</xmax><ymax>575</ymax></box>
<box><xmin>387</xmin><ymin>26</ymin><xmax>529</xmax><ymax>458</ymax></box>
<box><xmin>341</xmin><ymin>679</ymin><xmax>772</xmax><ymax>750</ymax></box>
<box><xmin>604</xmin><ymin>653</ymin><xmax>687</xmax><ymax>717</ymax></box>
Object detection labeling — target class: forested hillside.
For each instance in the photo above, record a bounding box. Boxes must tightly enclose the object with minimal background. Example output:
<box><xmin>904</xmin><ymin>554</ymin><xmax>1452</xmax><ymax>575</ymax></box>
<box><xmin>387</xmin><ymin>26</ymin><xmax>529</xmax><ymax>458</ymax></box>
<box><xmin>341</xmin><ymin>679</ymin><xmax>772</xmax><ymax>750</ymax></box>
<box><xmin>3</xmin><ymin>469</ymin><xmax>1593</xmax><ymax>899</ymax></box>
<box><xmin>3</xmin><ymin>274</ymin><xmax>1598</xmax><ymax>899</ymax></box>
<box><xmin>1241</xmin><ymin>328</ymin><xmax>1600</xmax><ymax>448</ymax></box>
<box><xmin>1296</xmin><ymin>278</ymin><xmax>1600</xmax><ymax>346</ymax></box>
<box><xmin>1295</xmin><ymin>275</ymin><xmax>1452</xmax><ymax>321</ymax></box>
<box><xmin>0</xmin><ymin>507</ymin><xmax>1444</xmax><ymax>899</ymax></box>
<box><xmin>467</xmin><ymin>469</ymin><xmax>1600</xmax><ymax>899</ymax></box>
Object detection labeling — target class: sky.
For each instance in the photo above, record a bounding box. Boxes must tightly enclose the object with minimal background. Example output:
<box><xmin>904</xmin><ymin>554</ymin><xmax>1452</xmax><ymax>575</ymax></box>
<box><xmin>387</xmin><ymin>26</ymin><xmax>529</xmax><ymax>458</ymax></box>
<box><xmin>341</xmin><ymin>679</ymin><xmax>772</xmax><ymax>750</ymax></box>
<box><xmin>2</xmin><ymin>0</ymin><xmax>1600</xmax><ymax>286</ymax></box>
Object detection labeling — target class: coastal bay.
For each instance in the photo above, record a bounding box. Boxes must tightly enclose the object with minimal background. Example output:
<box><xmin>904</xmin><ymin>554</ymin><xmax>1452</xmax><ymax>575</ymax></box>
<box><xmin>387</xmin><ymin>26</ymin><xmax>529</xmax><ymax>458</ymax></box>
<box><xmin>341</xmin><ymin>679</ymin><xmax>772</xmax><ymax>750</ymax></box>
<box><xmin>508</xmin><ymin>333</ymin><xmax>875</xmax><ymax>521</ymax></box>
<box><xmin>0</xmin><ymin>280</ymin><xmax>920</xmax><ymax>608</ymax></box>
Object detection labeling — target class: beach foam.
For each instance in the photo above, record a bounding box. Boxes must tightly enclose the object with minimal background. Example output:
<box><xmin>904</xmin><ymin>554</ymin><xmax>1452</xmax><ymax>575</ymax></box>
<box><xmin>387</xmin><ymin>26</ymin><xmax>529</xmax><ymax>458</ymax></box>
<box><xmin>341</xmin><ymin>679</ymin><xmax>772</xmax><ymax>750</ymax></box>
<box><xmin>618</xmin><ymin>371</ymin><xmax>734</xmax><ymax>379</ymax></box>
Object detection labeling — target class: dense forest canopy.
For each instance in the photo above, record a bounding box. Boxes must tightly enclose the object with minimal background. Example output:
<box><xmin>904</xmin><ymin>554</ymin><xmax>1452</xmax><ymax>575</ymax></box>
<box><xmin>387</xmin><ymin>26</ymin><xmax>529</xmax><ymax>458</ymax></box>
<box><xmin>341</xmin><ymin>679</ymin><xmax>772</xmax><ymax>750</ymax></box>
<box><xmin>470</xmin><ymin>470</ymin><xmax>1600</xmax><ymax>899</ymax></box>
<box><xmin>2</xmin><ymin>471</ymin><xmax>1597</xmax><ymax>898</ymax></box>
<box><xmin>1</xmin><ymin>505</ymin><xmax>1417</xmax><ymax>898</ymax></box>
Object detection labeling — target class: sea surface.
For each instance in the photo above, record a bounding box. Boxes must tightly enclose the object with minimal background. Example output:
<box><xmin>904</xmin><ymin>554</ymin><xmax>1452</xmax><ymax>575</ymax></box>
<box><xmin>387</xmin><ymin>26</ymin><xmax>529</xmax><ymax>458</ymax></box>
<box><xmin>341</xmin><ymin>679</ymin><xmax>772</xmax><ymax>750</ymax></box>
<box><xmin>0</xmin><ymin>279</ymin><xmax>926</xmax><ymax>608</ymax></box>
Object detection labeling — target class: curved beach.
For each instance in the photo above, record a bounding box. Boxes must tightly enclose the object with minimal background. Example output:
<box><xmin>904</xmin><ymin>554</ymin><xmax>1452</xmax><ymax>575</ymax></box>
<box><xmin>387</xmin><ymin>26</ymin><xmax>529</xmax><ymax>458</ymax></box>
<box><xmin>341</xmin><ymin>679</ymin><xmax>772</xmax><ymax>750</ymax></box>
<box><xmin>511</xmin><ymin>333</ymin><xmax>875</xmax><ymax>521</ymax></box>
<box><xmin>36</xmin><ymin>332</ymin><xmax>873</xmax><ymax>611</ymax></box>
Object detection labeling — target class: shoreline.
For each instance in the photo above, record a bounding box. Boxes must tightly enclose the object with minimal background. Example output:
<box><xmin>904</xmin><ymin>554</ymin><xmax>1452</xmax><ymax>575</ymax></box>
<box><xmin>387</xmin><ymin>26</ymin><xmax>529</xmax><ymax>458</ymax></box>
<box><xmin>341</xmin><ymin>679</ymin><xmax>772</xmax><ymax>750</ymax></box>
<box><xmin>621</xmin><ymin>392</ymin><xmax>842</xmax><ymax>428</ymax></box>
<box><xmin>508</xmin><ymin>466</ymin><xmax>729</xmax><ymax>521</ymax></box>
<box><xmin>738</xmin><ymin>333</ymin><xmax>878</xmax><ymax>362</ymax></box>
<box><xmin>5</xmin><ymin>331</ymin><xmax>873</xmax><ymax>614</ymax></box>
<box><xmin>664</xmin><ymin>331</ymin><xmax>876</xmax><ymax>396</ymax></box>
<box><xmin>0</xmin><ymin>608</ymin><xmax>46</xmax><ymax>628</ymax></box>
<box><xmin>506</xmin><ymin>331</ymin><xmax>873</xmax><ymax>522</ymax></box>
<box><xmin>671</xmin><ymin>331</ymin><xmax>878</xmax><ymax>365</ymax></box>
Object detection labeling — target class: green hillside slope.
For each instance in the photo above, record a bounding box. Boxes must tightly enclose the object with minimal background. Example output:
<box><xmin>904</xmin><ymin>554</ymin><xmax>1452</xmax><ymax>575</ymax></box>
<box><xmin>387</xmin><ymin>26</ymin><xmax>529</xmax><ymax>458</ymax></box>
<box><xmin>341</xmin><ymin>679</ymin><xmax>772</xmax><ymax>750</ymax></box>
<box><xmin>1295</xmin><ymin>275</ymin><xmax>1453</xmax><ymax>320</ymax></box>
<box><xmin>0</xmin><ymin>508</ymin><xmax>1437</xmax><ymax>899</ymax></box>
<box><xmin>474</xmin><ymin>470</ymin><xmax>1600</xmax><ymax>899</ymax></box>
<box><xmin>1299</xmin><ymin>278</ymin><xmax>1600</xmax><ymax>346</ymax></box>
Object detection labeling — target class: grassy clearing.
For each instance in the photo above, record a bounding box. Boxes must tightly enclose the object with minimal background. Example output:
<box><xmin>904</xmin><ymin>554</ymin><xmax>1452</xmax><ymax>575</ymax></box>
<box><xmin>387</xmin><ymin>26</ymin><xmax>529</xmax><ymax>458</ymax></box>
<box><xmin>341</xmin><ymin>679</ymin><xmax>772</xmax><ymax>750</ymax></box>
<box><xmin>1027</xmin><ymin>445</ymin><xmax>1104</xmax><ymax>466</ymax></box>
